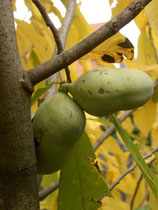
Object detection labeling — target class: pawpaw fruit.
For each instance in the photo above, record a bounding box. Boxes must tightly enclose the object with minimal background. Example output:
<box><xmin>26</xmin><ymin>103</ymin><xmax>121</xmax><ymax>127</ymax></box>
<box><xmin>33</xmin><ymin>92</ymin><xmax>86</xmax><ymax>174</ymax></box>
<box><xmin>59</xmin><ymin>68</ymin><xmax>154</xmax><ymax>117</ymax></box>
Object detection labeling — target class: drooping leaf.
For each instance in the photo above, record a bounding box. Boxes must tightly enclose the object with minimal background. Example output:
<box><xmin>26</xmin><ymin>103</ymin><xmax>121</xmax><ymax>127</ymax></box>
<box><xmin>110</xmin><ymin>0</ymin><xmax>132</xmax><ymax>18</ymax></box>
<box><xmin>57</xmin><ymin>131</ymin><xmax>111</xmax><ymax>210</ymax></box>
<box><xmin>146</xmin><ymin>0</ymin><xmax>158</xmax><ymax>35</ymax></box>
<box><xmin>137</xmin><ymin>25</ymin><xmax>158</xmax><ymax>65</ymax></box>
<box><xmin>15</xmin><ymin>19</ymin><xmax>54</xmax><ymax>63</ymax></box>
<box><xmin>82</xmin><ymin>33</ymin><xmax>134</xmax><ymax>63</ymax></box>
<box><xmin>134</xmin><ymin>10</ymin><xmax>148</xmax><ymax>31</ymax></box>
<box><xmin>133</xmin><ymin>99</ymin><xmax>157</xmax><ymax>137</ymax></box>
<box><xmin>110</xmin><ymin>114</ymin><xmax>158</xmax><ymax>198</ymax></box>
<box><xmin>24</xmin><ymin>0</ymin><xmax>63</xmax><ymax>21</ymax></box>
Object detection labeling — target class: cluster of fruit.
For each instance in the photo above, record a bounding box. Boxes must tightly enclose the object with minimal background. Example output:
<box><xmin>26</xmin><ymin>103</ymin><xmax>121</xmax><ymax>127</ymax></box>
<box><xmin>33</xmin><ymin>68</ymin><xmax>154</xmax><ymax>174</ymax></box>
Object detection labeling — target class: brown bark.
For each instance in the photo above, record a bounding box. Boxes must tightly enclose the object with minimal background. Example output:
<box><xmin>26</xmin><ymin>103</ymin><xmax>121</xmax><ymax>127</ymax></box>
<box><xmin>0</xmin><ymin>1</ymin><xmax>39</xmax><ymax>209</ymax></box>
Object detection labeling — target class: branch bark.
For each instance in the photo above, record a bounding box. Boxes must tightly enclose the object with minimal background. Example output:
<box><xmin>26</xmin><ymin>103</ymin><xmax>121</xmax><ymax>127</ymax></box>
<box><xmin>28</xmin><ymin>0</ymin><xmax>152</xmax><ymax>86</ymax></box>
<box><xmin>0</xmin><ymin>1</ymin><xmax>39</xmax><ymax>209</ymax></box>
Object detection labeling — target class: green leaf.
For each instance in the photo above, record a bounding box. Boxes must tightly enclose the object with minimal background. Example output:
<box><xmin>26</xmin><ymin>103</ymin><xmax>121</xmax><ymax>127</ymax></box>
<box><xmin>57</xmin><ymin>131</ymin><xmax>111</xmax><ymax>210</ymax></box>
<box><xmin>31</xmin><ymin>81</ymin><xmax>58</xmax><ymax>106</ymax></box>
<box><xmin>110</xmin><ymin>114</ymin><xmax>158</xmax><ymax>198</ymax></box>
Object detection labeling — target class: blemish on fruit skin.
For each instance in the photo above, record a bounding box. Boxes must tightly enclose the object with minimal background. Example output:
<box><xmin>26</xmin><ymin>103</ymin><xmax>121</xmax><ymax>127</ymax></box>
<box><xmin>105</xmin><ymin>90</ymin><xmax>111</xmax><ymax>94</ymax></box>
<box><xmin>88</xmin><ymin>90</ymin><xmax>93</xmax><ymax>95</ymax></box>
<box><xmin>82</xmin><ymin>79</ymin><xmax>85</xmax><ymax>82</ymax></box>
<box><xmin>69</xmin><ymin>111</ymin><xmax>73</xmax><ymax>117</ymax></box>
<box><xmin>98</xmin><ymin>88</ymin><xmax>104</xmax><ymax>94</ymax></box>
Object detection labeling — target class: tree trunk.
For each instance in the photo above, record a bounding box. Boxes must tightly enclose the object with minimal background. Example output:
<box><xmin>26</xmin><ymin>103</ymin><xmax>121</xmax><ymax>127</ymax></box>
<box><xmin>0</xmin><ymin>1</ymin><xmax>39</xmax><ymax>209</ymax></box>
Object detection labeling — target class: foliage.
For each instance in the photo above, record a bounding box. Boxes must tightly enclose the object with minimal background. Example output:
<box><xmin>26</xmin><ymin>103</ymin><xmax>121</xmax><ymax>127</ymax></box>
<box><xmin>13</xmin><ymin>0</ymin><xmax>158</xmax><ymax>209</ymax></box>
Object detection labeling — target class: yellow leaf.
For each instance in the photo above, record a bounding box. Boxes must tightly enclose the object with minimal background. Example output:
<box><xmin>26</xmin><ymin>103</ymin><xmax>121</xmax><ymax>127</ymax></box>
<box><xmin>12</xmin><ymin>0</ymin><xmax>16</xmax><ymax>11</ymax></box>
<box><xmin>148</xmin><ymin>186</ymin><xmax>158</xmax><ymax>210</ymax></box>
<box><xmin>133</xmin><ymin>99</ymin><xmax>157</xmax><ymax>137</ymax></box>
<box><xmin>65</xmin><ymin>6</ymin><xmax>94</xmax><ymax>48</ymax></box>
<box><xmin>137</xmin><ymin>25</ymin><xmax>157</xmax><ymax>65</ymax></box>
<box><xmin>15</xmin><ymin>19</ymin><xmax>54</xmax><ymax>64</ymax></box>
<box><xmin>16</xmin><ymin>27</ymin><xmax>32</xmax><ymax>57</ymax></box>
<box><xmin>82</xmin><ymin>33</ymin><xmax>134</xmax><ymax>63</ymax></box>
<box><xmin>151</xmin><ymin>107</ymin><xmax>158</xmax><ymax>147</ymax></box>
<box><xmin>111</xmin><ymin>0</ymin><xmax>132</xmax><ymax>18</ymax></box>
<box><xmin>99</xmin><ymin>196</ymin><xmax>130</xmax><ymax>210</ymax></box>
<box><xmin>146</xmin><ymin>0</ymin><xmax>158</xmax><ymax>35</ymax></box>
<box><xmin>118</xmin><ymin>111</ymin><xmax>133</xmax><ymax>133</ymax></box>
<box><xmin>85</xmin><ymin>114</ymin><xmax>104</xmax><ymax>144</ymax></box>
<box><xmin>134</xmin><ymin>9</ymin><xmax>148</xmax><ymax>31</ymax></box>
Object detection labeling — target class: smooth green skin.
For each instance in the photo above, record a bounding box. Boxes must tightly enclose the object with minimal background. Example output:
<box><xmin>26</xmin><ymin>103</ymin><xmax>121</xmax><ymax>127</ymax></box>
<box><xmin>33</xmin><ymin>92</ymin><xmax>86</xmax><ymax>174</ymax></box>
<box><xmin>60</xmin><ymin>68</ymin><xmax>154</xmax><ymax>117</ymax></box>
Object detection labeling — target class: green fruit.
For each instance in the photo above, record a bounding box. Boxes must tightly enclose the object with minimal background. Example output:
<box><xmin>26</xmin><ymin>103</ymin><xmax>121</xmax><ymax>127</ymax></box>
<box><xmin>33</xmin><ymin>92</ymin><xmax>86</xmax><ymax>174</ymax></box>
<box><xmin>59</xmin><ymin>68</ymin><xmax>154</xmax><ymax>117</ymax></box>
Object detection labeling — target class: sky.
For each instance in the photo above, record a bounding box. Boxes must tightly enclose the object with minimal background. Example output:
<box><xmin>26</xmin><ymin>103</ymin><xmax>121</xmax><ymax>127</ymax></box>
<box><xmin>14</xmin><ymin>0</ymin><xmax>140</xmax><ymax>56</ymax></box>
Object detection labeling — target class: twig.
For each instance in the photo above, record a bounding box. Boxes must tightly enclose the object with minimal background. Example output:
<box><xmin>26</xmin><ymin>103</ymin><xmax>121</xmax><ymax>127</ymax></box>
<box><xmin>109</xmin><ymin>148</ymin><xmax>158</xmax><ymax>191</ymax></box>
<box><xmin>28</xmin><ymin>0</ymin><xmax>152</xmax><ymax>85</ymax></box>
<box><xmin>32</xmin><ymin>0</ymin><xmax>73</xmax><ymax>82</ymax></box>
<box><xmin>39</xmin><ymin>180</ymin><xmax>59</xmax><ymax>201</ymax></box>
<box><xmin>130</xmin><ymin>174</ymin><xmax>143</xmax><ymax>210</ymax></box>
<box><xmin>137</xmin><ymin>181</ymin><xmax>148</xmax><ymax>208</ymax></box>
<box><xmin>59</xmin><ymin>0</ymin><xmax>76</xmax><ymax>48</ymax></box>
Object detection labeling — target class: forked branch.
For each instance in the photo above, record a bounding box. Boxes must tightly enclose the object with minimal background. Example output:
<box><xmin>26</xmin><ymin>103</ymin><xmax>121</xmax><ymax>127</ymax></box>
<box><xmin>32</xmin><ymin>0</ymin><xmax>76</xmax><ymax>83</ymax></box>
<box><xmin>28</xmin><ymin>0</ymin><xmax>152</xmax><ymax>85</ymax></box>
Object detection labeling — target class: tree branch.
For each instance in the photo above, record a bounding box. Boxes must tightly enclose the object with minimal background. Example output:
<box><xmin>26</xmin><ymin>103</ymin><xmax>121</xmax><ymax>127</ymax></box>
<box><xmin>28</xmin><ymin>0</ymin><xmax>152</xmax><ymax>85</ymax></box>
<box><xmin>59</xmin><ymin>0</ymin><xmax>76</xmax><ymax>48</ymax></box>
<box><xmin>32</xmin><ymin>0</ymin><xmax>75</xmax><ymax>83</ymax></box>
<box><xmin>39</xmin><ymin>180</ymin><xmax>59</xmax><ymax>201</ymax></box>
